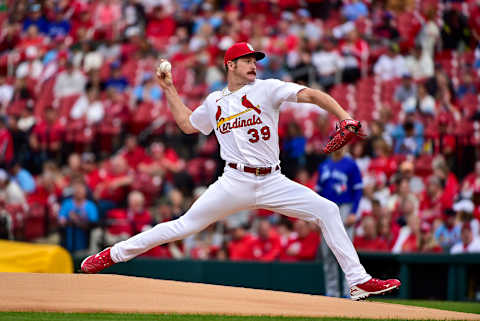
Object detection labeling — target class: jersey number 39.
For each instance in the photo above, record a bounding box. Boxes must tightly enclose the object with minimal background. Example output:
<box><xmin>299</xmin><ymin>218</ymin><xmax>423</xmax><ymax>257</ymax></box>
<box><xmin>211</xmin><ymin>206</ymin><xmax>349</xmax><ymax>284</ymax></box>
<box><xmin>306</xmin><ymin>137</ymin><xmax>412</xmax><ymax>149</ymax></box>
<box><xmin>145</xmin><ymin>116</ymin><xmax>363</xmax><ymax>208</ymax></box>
<box><xmin>248</xmin><ymin>126</ymin><xmax>270</xmax><ymax>143</ymax></box>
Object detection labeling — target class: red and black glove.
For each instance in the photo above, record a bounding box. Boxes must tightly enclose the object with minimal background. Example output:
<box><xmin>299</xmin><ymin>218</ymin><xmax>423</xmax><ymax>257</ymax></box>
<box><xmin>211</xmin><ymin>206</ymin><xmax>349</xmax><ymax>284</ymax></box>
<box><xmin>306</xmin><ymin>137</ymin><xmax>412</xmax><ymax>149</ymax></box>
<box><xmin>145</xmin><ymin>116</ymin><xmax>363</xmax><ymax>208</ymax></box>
<box><xmin>322</xmin><ymin>119</ymin><xmax>367</xmax><ymax>154</ymax></box>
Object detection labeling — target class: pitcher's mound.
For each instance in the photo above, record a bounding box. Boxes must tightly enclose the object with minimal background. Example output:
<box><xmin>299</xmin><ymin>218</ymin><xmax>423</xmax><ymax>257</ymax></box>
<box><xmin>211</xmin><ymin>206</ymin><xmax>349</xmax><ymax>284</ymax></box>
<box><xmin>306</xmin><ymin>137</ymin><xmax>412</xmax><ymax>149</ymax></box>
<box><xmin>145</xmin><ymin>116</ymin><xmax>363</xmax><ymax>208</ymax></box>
<box><xmin>0</xmin><ymin>273</ymin><xmax>476</xmax><ymax>320</ymax></box>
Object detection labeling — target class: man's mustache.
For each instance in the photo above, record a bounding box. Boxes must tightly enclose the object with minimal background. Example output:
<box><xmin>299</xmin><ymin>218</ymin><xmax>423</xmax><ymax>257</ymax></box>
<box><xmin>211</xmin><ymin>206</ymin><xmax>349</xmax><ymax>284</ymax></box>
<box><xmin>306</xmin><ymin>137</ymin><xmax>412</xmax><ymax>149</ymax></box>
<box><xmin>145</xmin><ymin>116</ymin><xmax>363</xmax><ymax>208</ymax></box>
<box><xmin>247</xmin><ymin>71</ymin><xmax>256</xmax><ymax>75</ymax></box>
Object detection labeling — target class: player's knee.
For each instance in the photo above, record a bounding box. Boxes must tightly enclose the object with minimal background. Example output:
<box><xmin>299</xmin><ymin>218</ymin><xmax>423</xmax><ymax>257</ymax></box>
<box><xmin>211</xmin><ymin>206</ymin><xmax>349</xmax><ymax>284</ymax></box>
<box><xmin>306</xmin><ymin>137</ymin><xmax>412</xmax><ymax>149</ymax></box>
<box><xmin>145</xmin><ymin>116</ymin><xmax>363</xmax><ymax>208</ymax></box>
<box><xmin>324</xmin><ymin>200</ymin><xmax>340</xmax><ymax>216</ymax></box>
<box><xmin>310</xmin><ymin>198</ymin><xmax>339</xmax><ymax>221</ymax></box>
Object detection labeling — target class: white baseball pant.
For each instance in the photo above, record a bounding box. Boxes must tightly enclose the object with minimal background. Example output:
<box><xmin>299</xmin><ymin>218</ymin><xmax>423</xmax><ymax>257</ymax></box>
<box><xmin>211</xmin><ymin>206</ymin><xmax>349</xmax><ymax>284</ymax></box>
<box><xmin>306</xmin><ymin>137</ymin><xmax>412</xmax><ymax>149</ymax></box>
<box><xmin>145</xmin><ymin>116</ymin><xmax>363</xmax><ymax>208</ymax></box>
<box><xmin>110</xmin><ymin>166</ymin><xmax>371</xmax><ymax>287</ymax></box>
<box><xmin>321</xmin><ymin>203</ymin><xmax>354</xmax><ymax>297</ymax></box>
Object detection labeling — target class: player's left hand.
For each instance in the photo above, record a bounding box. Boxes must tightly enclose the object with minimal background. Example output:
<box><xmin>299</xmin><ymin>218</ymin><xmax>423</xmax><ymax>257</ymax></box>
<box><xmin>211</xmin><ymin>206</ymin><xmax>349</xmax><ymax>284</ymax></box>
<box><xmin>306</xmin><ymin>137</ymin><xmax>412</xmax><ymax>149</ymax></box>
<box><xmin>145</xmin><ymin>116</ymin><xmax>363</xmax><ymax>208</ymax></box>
<box><xmin>345</xmin><ymin>214</ymin><xmax>356</xmax><ymax>227</ymax></box>
<box><xmin>322</xmin><ymin>119</ymin><xmax>366</xmax><ymax>154</ymax></box>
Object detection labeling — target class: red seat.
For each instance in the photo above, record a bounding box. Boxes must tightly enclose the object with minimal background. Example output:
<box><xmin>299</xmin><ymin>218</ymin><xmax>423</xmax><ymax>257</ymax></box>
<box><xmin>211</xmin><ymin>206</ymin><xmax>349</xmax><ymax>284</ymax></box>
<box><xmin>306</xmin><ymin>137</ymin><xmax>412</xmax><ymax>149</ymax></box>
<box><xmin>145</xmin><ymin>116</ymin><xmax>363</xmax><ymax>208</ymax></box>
<box><xmin>415</xmin><ymin>155</ymin><xmax>434</xmax><ymax>178</ymax></box>
<box><xmin>23</xmin><ymin>204</ymin><xmax>46</xmax><ymax>241</ymax></box>
<box><xmin>34</xmin><ymin>77</ymin><xmax>56</xmax><ymax>118</ymax></box>
<box><xmin>58</xmin><ymin>94</ymin><xmax>81</xmax><ymax>118</ymax></box>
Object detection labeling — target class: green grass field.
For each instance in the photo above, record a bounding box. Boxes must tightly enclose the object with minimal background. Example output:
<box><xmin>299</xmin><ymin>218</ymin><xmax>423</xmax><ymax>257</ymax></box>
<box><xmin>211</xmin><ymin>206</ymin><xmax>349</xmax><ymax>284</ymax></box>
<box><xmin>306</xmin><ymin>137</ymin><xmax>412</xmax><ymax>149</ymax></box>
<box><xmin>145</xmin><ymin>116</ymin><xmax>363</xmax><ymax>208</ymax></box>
<box><xmin>0</xmin><ymin>313</ymin><xmax>456</xmax><ymax>321</ymax></box>
<box><xmin>372</xmin><ymin>299</ymin><xmax>480</xmax><ymax>315</ymax></box>
<box><xmin>1</xmin><ymin>300</ymin><xmax>478</xmax><ymax>321</ymax></box>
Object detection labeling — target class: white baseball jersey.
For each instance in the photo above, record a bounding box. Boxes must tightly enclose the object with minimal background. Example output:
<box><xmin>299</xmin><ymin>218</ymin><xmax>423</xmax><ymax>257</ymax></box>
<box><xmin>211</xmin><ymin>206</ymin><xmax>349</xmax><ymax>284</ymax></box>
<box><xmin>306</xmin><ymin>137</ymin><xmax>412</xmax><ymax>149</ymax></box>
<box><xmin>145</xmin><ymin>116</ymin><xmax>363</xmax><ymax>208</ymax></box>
<box><xmin>189</xmin><ymin>79</ymin><xmax>306</xmax><ymax>167</ymax></box>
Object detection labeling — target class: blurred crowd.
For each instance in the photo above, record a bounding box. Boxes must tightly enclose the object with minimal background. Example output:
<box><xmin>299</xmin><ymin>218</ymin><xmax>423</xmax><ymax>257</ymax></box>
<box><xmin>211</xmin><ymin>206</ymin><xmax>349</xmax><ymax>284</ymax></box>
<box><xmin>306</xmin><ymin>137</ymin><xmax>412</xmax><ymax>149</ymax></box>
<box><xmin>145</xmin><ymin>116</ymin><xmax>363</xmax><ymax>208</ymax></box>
<box><xmin>1</xmin><ymin>0</ymin><xmax>480</xmax><ymax>260</ymax></box>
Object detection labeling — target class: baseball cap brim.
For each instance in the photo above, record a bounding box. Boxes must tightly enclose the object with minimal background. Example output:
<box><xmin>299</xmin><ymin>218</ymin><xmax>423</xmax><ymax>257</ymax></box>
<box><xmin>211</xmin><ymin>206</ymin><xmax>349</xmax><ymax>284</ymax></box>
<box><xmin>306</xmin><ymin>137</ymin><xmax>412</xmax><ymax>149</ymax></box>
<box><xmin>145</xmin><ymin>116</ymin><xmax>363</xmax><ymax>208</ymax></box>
<box><xmin>227</xmin><ymin>51</ymin><xmax>265</xmax><ymax>64</ymax></box>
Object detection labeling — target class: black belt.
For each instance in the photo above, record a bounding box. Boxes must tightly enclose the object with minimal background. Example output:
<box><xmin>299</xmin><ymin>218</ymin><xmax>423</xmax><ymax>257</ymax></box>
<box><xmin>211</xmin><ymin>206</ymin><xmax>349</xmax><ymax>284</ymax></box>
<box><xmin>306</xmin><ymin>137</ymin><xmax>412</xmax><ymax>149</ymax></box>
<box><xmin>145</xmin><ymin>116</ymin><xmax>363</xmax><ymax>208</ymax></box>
<box><xmin>228</xmin><ymin>163</ymin><xmax>280</xmax><ymax>176</ymax></box>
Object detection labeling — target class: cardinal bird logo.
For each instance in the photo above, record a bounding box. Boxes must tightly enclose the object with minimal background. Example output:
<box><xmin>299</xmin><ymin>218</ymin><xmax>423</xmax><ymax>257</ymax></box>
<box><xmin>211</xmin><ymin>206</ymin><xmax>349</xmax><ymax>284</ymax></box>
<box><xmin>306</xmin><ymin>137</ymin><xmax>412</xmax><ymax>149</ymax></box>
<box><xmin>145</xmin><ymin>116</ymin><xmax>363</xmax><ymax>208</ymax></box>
<box><xmin>241</xmin><ymin>95</ymin><xmax>261</xmax><ymax>114</ymax></box>
<box><xmin>216</xmin><ymin>106</ymin><xmax>222</xmax><ymax>121</ymax></box>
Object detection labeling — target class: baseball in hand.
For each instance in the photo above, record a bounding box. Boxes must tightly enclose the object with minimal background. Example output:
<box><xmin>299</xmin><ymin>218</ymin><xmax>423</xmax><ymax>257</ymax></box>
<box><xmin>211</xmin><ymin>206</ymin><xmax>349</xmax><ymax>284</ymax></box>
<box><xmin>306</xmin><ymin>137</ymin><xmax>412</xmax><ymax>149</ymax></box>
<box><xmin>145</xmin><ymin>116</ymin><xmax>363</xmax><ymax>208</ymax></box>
<box><xmin>157</xmin><ymin>60</ymin><xmax>171</xmax><ymax>74</ymax></box>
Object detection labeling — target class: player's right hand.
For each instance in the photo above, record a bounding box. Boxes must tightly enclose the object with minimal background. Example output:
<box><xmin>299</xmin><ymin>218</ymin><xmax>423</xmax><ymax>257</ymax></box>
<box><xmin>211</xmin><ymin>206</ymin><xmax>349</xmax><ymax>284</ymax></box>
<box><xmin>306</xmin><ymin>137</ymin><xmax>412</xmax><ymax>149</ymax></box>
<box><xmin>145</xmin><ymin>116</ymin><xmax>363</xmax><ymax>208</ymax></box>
<box><xmin>155</xmin><ymin>59</ymin><xmax>173</xmax><ymax>89</ymax></box>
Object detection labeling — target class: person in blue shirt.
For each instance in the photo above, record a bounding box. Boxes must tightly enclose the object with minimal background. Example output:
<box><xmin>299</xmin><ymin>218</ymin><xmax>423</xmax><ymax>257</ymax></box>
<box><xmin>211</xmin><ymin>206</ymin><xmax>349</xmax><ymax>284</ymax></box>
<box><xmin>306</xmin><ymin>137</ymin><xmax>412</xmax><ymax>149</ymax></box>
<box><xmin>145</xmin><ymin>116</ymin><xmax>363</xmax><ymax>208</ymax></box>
<box><xmin>434</xmin><ymin>208</ymin><xmax>460</xmax><ymax>251</ymax></box>
<box><xmin>316</xmin><ymin>147</ymin><xmax>363</xmax><ymax>298</ymax></box>
<box><xmin>133</xmin><ymin>73</ymin><xmax>162</xmax><ymax>102</ymax></box>
<box><xmin>59</xmin><ymin>180</ymin><xmax>99</xmax><ymax>253</ymax></box>
<box><xmin>342</xmin><ymin>0</ymin><xmax>368</xmax><ymax>21</ymax></box>
<box><xmin>22</xmin><ymin>4</ymin><xmax>50</xmax><ymax>34</ymax></box>
<box><xmin>192</xmin><ymin>3</ymin><xmax>222</xmax><ymax>33</ymax></box>
<box><xmin>10</xmin><ymin>162</ymin><xmax>36</xmax><ymax>194</ymax></box>
<box><xmin>105</xmin><ymin>64</ymin><xmax>129</xmax><ymax>92</ymax></box>
<box><xmin>391</xmin><ymin>115</ymin><xmax>424</xmax><ymax>156</ymax></box>
<box><xmin>260</xmin><ymin>56</ymin><xmax>288</xmax><ymax>80</ymax></box>
<box><xmin>48</xmin><ymin>12</ymin><xmax>71</xmax><ymax>39</ymax></box>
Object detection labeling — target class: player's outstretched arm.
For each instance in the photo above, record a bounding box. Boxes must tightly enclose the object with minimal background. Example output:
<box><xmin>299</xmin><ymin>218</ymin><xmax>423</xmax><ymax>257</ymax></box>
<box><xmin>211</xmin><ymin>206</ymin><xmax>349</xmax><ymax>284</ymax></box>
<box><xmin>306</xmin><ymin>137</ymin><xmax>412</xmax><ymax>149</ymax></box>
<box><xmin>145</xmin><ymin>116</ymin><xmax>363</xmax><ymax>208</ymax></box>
<box><xmin>297</xmin><ymin>88</ymin><xmax>351</xmax><ymax>121</ymax></box>
<box><xmin>155</xmin><ymin>59</ymin><xmax>199</xmax><ymax>134</ymax></box>
<box><xmin>298</xmin><ymin>88</ymin><xmax>366</xmax><ymax>154</ymax></box>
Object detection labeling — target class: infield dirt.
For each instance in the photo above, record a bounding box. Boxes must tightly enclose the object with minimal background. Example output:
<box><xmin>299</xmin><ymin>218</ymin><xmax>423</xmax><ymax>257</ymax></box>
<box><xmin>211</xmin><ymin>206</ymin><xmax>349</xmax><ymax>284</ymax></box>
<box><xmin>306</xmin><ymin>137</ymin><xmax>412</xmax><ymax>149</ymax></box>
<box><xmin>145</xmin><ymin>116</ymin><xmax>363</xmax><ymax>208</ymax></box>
<box><xmin>0</xmin><ymin>272</ymin><xmax>478</xmax><ymax>320</ymax></box>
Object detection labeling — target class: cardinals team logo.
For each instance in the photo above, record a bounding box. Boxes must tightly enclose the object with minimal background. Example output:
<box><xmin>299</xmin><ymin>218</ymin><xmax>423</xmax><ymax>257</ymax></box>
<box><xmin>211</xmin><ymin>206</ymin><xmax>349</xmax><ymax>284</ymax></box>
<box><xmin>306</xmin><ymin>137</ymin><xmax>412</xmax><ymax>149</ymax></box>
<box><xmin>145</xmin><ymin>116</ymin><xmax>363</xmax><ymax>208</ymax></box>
<box><xmin>241</xmin><ymin>95</ymin><xmax>261</xmax><ymax>114</ymax></box>
<box><xmin>216</xmin><ymin>105</ymin><xmax>222</xmax><ymax>122</ymax></box>
<box><xmin>216</xmin><ymin>95</ymin><xmax>262</xmax><ymax>133</ymax></box>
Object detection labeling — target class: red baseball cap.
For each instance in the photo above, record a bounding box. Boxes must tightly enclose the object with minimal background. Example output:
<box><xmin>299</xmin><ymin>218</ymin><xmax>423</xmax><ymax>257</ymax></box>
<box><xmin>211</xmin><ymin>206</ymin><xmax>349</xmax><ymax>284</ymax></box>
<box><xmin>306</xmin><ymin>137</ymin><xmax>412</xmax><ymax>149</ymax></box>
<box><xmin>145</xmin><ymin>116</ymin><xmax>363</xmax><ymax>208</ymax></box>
<box><xmin>224</xmin><ymin>42</ymin><xmax>265</xmax><ymax>66</ymax></box>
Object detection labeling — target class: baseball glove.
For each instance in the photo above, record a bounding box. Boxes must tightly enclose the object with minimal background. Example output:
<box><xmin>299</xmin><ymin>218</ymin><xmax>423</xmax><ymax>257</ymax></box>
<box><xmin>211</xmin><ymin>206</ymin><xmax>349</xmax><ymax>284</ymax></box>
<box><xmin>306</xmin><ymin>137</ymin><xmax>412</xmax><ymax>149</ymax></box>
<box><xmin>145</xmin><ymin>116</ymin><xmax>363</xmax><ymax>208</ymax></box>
<box><xmin>322</xmin><ymin>119</ymin><xmax>366</xmax><ymax>154</ymax></box>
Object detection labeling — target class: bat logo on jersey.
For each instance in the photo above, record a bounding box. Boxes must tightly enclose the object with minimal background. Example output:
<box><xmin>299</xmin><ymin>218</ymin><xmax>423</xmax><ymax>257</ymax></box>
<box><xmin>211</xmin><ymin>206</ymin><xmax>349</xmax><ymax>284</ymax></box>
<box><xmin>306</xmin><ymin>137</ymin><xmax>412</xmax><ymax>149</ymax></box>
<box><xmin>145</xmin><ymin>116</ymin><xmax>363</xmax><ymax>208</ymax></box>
<box><xmin>215</xmin><ymin>95</ymin><xmax>263</xmax><ymax>134</ymax></box>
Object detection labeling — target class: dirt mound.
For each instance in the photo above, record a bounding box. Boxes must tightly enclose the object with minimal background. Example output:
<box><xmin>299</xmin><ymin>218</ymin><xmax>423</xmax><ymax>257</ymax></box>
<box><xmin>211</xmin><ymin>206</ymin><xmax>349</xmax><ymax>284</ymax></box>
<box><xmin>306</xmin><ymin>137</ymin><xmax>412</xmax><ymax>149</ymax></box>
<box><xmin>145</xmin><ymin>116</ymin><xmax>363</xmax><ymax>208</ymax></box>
<box><xmin>0</xmin><ymin>273</ymin><xmax>477</xmax><ymax>320</ymax></box>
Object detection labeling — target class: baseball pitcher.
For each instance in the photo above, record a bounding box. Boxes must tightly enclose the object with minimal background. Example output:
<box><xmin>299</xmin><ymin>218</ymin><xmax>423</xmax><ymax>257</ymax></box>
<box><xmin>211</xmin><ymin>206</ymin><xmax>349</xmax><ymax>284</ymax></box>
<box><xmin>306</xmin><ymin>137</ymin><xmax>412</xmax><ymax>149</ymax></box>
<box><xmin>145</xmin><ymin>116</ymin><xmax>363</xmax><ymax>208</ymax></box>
<box><xmin>81</xmin><ymin>42</ymin><xmax>400</xmax><ymax>300</ymax></box>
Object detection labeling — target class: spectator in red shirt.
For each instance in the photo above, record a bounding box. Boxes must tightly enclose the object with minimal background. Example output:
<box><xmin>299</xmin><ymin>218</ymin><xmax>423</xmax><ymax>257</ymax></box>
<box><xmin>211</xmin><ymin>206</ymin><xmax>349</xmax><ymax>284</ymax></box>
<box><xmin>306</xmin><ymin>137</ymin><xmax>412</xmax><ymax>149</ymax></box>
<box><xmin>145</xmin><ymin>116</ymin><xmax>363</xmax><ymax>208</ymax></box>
<box><xmin>0</xmin><ymin>23</ymin><xmax>21</xmax><ymax>53</ymax></box>
<box><xmin>339</xmin><ymin>30</ymin><xmax>369</xmax><ymax>83</ymax></box>
<box><xmin>251</xmin><ymin>219</ymin><xmax>282</xmax><ymax>261</ymax></box>
<box><xmin>146</xmin><ymin>6</ymin><xmax>176</xmax><ymax>43</ymax></box>
<box><xmin>119</xmin><ymin>134</ymin><xmax>148</xmax><ymax>170</ymax></box>
<box><xmin>138</xmin><ymin>142</ymin><xmax>185</xmax><ymax>181</ymax></box>
<box><xmin>432</xmin><ymin>156</ymin><xmax>458</xmax><ymax>207</ymax></box>
<box><xmin>28</xmin><ymin>162</ymin><xmax>62</xmax><ymax>209</ymax></box>
<box><xmin>0</xmin><ymin>115</ymin><xmax>14</xmax><ymax>168</ymax></box>
<box><xmin>227</xmin><ymin>225</ymin><xmax>256</xmax><ymax>261</ymax></box>
<box><xmin>378</xmin><ymin>214</ymin><xmax>400</xmax><ymax>250</ymax></box>
<box><xmin>280</xmin><ymin>220</ymin><xmax>320</xmax><ymax>261</ymax></box>
<box><xmin>70</xmin><ymin>9</ymin><xmax>94</xmax><ymax>43</ymax></box>
<box><xmin>419</xmin><ymin>175</ymin><xmax>451</xmax><ymax>223</ymax></box>
<box><xmin>18</xmin><ymin>25</ymin><xmax>46</xmax><ymax>54</ymax></box>
<box><xmin>94</xmin><ymin>156</ymin><xmax>134</xmax><ymax>217</ymax></box>
<box><xmin>368</xmin><ymin>138</ymin><xmax>397</xmax><ymax>179</ymax></box>
<box><xmin>354</xmin><ymin>215</ymin><xmax>388</xmax><ymax>252</ymax></box>
<box><xmin>30</xmin><ymin>106</ymin><xmax>65</xmax><ymax>161</ymax></box>
<box><xmin>93</xmin><ymin>0</ymin><xmax>121</xmax><ymax>38</ymax></box>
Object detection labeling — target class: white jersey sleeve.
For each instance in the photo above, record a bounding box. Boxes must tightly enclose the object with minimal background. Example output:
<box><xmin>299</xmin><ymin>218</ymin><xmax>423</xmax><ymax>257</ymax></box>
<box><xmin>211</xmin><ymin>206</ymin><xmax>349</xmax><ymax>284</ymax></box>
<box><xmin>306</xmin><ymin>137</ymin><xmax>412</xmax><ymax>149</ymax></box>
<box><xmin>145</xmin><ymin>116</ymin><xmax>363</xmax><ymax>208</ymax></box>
<box><xmin>189</xmin><ymin>103</ymin><xmax>213</xmax><ymax>135</ymax></box>
<box><xmin>267</xmin><ymin>79</ymin><xmax>307</xmax><ymax>109</ymax></box>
